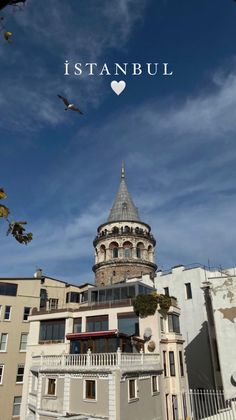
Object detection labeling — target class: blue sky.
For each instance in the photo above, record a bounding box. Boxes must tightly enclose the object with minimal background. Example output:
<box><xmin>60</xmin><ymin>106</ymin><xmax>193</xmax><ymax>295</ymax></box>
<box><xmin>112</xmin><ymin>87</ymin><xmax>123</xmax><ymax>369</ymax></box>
<box><xmin>1</xmin><ymin>0</ymin><xmax>236</xmax><ymax>284</ymax></box>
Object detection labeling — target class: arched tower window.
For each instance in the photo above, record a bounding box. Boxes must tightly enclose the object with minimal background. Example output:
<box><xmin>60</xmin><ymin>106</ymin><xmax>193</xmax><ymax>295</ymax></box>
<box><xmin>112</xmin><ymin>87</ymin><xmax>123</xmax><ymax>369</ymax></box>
<box><xmin>113</xmin><ymin>247</ymin><xmax>119</xmax><ymax>258</ymax></box>
<box><xmin>148</xmin><ymin>245</ymin><xmax>153</xmax><ymax>262</ymax></box>
<box><xmin>112</xmin><ymin>226</ymin><xmax>119</xmax><ymax>234</ymax></box>
<box><xmin>124</xmin><ymin>248</ymin><xmax>131</xmax><ymax>258</ymax></box>
<box><xmin>110</xmin><ymin>242</ymin><xmax>119</xmax><ymax>259</ymax></box>
<box><xmin>124</xmin><ymin>225</ymin><xmax>130</xmax><ymax>233</ymax></box>
<box><xmin>100</xmin><ymin>245</ymin><xmax>106</xmax><ymax>262</ymax></box>
<box><xmin>123</xmin><ymin>241</ymin><xmax>132</xmax><ymax>258</ymax></box>
<box><xmin>136</xmin><ymin>242</ymin><xmax>144</xmax><ymax>258</ymax></box>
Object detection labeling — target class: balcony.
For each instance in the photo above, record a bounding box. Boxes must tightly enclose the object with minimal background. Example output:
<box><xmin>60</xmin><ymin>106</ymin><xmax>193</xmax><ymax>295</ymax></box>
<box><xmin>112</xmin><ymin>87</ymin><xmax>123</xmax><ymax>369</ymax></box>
<box><xmin>93</xmin><ymin>229</ymin><xmax>156</xmax><ymax>246</ymax></box>
<box><xmin>32</xmin><ymin>349</ymin><xmax>161</xmax><ymax>372</ymax></box>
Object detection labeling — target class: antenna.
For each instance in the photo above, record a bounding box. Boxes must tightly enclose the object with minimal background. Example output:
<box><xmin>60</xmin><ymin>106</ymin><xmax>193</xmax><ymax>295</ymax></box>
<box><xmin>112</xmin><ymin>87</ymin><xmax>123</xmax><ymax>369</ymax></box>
<box><xmin>121</xmin><ymin>161</ymin><xmax>125</xmax><ymax>178</ymax></box>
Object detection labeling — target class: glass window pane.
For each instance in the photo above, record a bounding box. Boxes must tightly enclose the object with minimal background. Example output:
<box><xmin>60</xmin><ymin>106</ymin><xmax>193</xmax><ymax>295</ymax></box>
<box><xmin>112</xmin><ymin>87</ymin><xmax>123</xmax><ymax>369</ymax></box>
<box><xmin>118</xmin><ymin>315</ymin><xmax>139</xmax><ymax>336</ymax></box>
<box><xmin>99</xmin><ymin>290</ymin><xmax>106</xmax><ymax>302</ymax></box>
<box><xmin>106</xmin><ymin>289</ymin><xmax>113</xmax><ymax>301</ymax></box>
<box><xmin>73</xmin><ymin>318</ymin><xmax>82</xmax><ymax>333</ymax></box>
<box><xmin>0</xmin><ymin>283</ymin><xmax>17</xmax><ymax>296</ymax></box>
<box><xmin>39</xmin><ymin>320</ymin><xmax>65</xmax><ymax>342</ymax></box>
<box><xmin>114</xmin><ymin>288</ymin><xmax>120</xmax><ymax>301</ymax></box>
<box><xmin>13</xmin><ymin>396</ymin><xmax>21</xmax><ymax>416</ymax></box>
<box><xmin>128</xmin><ymin>286</ymin><xmax>135</xmax><ymax>298</ymax></box>
<box><xmin>121</xmin><ymin>287</ymin><xmax>128</xmax><ymax>300</ymax></box>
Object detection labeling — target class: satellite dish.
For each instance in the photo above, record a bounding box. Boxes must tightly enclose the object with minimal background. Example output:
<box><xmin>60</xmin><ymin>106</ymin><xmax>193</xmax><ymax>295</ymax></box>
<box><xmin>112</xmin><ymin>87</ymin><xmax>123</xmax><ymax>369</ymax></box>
<box><xmin>231</xmin><ymin>372</ymin><xmax>236</xmax><ymax>386</ymax></box>
<box><xmin>144</xmin><ymin>327</ymin><xmax>152</xmax><ymax>340</ymax></box>
<box><xmin>147</xmin><ymin>341</ymin><xmax>156</xmax><ymax>352</ymax></box>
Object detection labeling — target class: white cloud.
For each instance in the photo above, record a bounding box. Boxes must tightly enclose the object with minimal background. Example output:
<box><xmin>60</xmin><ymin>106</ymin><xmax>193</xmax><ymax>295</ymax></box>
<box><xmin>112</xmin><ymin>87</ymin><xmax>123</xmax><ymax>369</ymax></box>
<box><xmin>2</xmin><ymin>64</ymin><xmax>236</xmax><ymax>279</ymax></box>
<box><xmin>0</xmin><ymin>0</ymin><xmax>147</xmax><ymax>132</ymax></box>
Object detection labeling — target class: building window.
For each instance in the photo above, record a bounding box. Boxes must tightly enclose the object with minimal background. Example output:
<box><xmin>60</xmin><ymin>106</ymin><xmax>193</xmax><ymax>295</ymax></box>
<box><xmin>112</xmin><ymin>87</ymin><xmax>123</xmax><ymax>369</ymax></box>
<box><xmin>164</xmin><ymin>287</ymin><xmax>169</xmax><ymax>296</ymax></box>
<box><xmin>124</xmin><ymin>247</ymin><xmax>131</xmax><ymax>258</ymax></box>
<box><xmin>0</xmin><ymin>333</ymin><xmax>8</xmax><ymax>351</ymax></box>
<box><xmin>0</xmin><ymin>365</ymin><xmax>4</xmax><ymax>384</ymax></box>
<box><xmin>185</xmin><ymin>283</ymin><xmax>192</xmax><ymax>299</ymax></box>
<box><xmin>86</xmin><ymin>315</ymin><xmax>108</xmax><ymax>332</ymax></box>
<box><xmin>85</xmin><ymin>379</ymin><xmax>96</xmax><ymax>400</ymax></box>
<box><xmin>0</xmin><ymin>282</ymin><xmax>17</xmax><ymax>296</ymax></box>
<box><xmin>113</xmin><ymin>247</ymin><xmax>119</xmax><ymax>258</ymax></box>
<box><xmin>12</xmin><ymin>396</ymin><xmax>21</xmax><ymax>417</ymax></box>
<box><xmin>179</xmin><ymin>351</ymin><xmax>184</xmax><ymax>376</ymax></box>
<box><xmin>0</xmin><ymin>304</ymin><xmax>2</xmax><ymax>319</ymax></box>
<box><xmin>73</xmin><ymin>318</ymin><xmax>82</xmax><ymax>333</ymax></box>
<box><xmin>16</xmin><ymin>365</ymin><xmax>24</xmax><ymax>383</ymax></box>
<box><xmin>66</xmin><ymin>292</ymin><xmax>80</xmax><ymax>303</ymax></box>
<box><xmin>151</xmin><ymin>376</ymin><xmax>159</xmax><ymax>394</ymax></box>
<box><xmin>47</xmin><ymin>378</ymin><xmax>56</xmax><ymax>395</ymax></box>
<box><xmin>172</xmin><ymin>394</ymin><xmax>178</xmax><ymax>420</ymax></box>
<box><xmin>128</xmin><ymin>379</ymin><xmax>137</xmax><ymax>400</ymax></box>
<box><xmin>49</xmin><ymin>299</ymin><xmax>59</xmax><ymax>310</ymax></box>
<box><xmin>169</xmin><ymin>352</ymin><xmax>176</xmax><ymax>376</ymax></box>
<box><xmin>136</xmin><ymin>247</ymin><xmax>141</xmax><ymax>258</ymax></box>
<box><xmin>81</xmin><ymin>290</ymin><xmax>88</xmax><ymax>302</ymax></box>
<box><xmin>160</xmin><ymin>316</ymin><xmax>164</xmax><ymax>332</ymax></box>
<box><xmin>19</xmin><ymin>333</ymin><xmax>28</xmax><ymax>351</ymax></box>
<box><xmin>163</xmin><ymin>351</ymin><xmax>167</xmax><ymax>377</ymax></box>
<box><xmin>39</xmin><ymin>319</ymin><xmax>65</xmax><ymax>343</ymax></box>
<box><xmin>168</xmin><ymin>314</ymin><xmax>180</xmax><ymax>333</ymax></box>
<box><xmin>4</xmin><ymin>305</ymin><xmax>11</xmax><ymax>321</ymax></box>
<box><xmin>40</xmin><ymin>288</ymin><xmax>47</xmax><ymax>309</ymax></box>
<box><xmin>23</xmin><ymin>307</ymin><xmax>31</xmax><ymax>321</ymax></box>
<box><xmin>118</xmin><ymin>313</ymin><xmax>139</xmax><ymax>336</ymax></box>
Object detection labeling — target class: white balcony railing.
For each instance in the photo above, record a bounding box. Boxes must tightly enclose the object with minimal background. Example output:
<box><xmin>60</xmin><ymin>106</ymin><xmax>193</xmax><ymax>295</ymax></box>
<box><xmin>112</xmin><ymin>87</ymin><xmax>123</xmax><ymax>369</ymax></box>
<box><xmin>32</xmin><ymin>349</ymin><xmax>160</xmax><ymax>370</ymax></box>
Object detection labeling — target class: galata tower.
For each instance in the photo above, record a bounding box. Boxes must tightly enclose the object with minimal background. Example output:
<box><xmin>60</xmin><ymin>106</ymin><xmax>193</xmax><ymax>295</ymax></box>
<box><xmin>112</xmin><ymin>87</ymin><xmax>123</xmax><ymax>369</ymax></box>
<box><xmin>93</xmin><ymin>165</ymin><xmax>157</xmax><ymax>285</ymax></box>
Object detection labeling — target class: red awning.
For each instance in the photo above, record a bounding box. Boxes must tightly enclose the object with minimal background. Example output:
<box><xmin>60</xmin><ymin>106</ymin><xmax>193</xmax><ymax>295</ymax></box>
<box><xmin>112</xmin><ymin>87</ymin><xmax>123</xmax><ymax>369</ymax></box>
<box><xmin>66</xmin><ymin>329</ymin><xmax>121</xmax><ymax>340</ymax></box>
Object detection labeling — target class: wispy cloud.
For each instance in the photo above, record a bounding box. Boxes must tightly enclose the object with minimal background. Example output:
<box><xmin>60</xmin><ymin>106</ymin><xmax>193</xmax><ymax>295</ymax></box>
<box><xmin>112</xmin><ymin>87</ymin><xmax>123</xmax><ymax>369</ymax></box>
<box><xmin>0</xmin><ymin>0</ymin><xmax>147</xmax><ymax>133</ymax></box>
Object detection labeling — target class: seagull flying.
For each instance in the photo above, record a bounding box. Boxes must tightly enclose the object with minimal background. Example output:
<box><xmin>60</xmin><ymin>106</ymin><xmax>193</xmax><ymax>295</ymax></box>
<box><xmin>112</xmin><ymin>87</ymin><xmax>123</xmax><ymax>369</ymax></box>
<box><xmin>57</xmin><ymin>94</ymin><xmax>83</xmax><ymax>115</ymax></box>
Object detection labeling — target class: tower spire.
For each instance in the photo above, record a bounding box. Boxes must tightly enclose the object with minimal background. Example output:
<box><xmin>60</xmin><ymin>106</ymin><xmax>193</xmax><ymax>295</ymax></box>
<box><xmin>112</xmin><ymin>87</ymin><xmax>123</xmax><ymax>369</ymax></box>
<box><xmin>121</xmin><ymin>161</ymin><xmax>125</xmax><ymax>179</ymax></box>
<box><xmin>108</xmin><ymin>166</ymin><xmax>140</xmax><ymax>222</ymax></box>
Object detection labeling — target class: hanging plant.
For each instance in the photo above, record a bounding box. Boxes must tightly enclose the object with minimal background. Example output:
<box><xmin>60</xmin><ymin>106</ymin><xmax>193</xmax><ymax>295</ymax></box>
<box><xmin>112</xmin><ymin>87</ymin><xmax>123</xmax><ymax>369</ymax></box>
<box><xmin>132</xmin><ymin>292</ymin><xmax>172</xmax><ymax>318</ymax></box>
<box><xmin>157</xmin><ymin>294</ymin><xmax>172</xmax><ymax>311</ymax></box>
<box><xmin>132</xmin><ymin>294</ymin><xmax>158</xmax><ymax>317</ymax></box>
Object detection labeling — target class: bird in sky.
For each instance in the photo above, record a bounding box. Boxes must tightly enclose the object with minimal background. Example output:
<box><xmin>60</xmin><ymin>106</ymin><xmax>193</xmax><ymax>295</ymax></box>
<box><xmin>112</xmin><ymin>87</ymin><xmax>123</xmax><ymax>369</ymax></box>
<box><xmin>57</xmin><ymin>94</ymin><xmax>83</xmax><ymax>115</ymax></box>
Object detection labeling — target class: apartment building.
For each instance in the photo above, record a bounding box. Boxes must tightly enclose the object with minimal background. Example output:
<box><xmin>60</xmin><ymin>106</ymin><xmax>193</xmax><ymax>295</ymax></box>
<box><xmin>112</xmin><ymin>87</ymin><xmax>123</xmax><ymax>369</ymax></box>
<box><xmin>155</xmin><ymin>264</ymin><xmax>236</xmax><ymax>401</ymax></box>
<box><xmin>202</xmin><ymin>269</ymin><xmax>236</xmax><ymax>399</ymax></box>
<box><xmin>0</xmin><ymin>272</ymin><xmax>92</xmax><ymax>420</ymax></box>
<box><xmin>21</xmin><ymin>278</ymin><xmax>189</xmax><ymax>420</ymax></box>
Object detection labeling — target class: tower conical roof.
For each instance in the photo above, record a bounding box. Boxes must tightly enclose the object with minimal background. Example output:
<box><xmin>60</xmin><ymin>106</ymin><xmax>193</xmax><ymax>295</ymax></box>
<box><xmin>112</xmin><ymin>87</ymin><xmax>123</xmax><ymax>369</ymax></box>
<box><xmin>108</xmin><ymin>165</ymin><xmax>140</xmax><ymax>222</ymax></box>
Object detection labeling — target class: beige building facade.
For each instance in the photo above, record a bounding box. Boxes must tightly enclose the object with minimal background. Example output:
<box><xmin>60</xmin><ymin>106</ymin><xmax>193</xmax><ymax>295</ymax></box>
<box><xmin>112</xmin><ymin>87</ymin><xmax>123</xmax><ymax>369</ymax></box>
<box><xmin>0</xmin><ymin>273</ymin><xmax>91</xmax><ymax>420</ymax></box>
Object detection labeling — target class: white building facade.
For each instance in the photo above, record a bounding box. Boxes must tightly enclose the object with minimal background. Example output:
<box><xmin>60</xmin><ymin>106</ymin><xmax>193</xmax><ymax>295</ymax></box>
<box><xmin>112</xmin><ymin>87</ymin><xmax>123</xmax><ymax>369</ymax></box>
<box><xmin>155</xmin><ymin>264</ymin><xmax>236</xmax><ymax>401</ymax></box>
<box><xmin>20</xmin><ymin>280</ymin><xmax>189</xmax><ymax>420</ymax></box>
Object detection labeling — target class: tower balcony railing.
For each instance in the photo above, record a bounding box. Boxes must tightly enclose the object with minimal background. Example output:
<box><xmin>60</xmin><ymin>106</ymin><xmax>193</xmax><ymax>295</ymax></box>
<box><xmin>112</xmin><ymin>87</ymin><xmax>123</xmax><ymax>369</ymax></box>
<box><xmin>31</xmin><ymin>348</ymin><xmax>161</xmax><ymax>371</ymax></box>
<box><xmin>93</xmin><ymin>230</ymin><xmax>156</xmax><ymax>246</ymax></box>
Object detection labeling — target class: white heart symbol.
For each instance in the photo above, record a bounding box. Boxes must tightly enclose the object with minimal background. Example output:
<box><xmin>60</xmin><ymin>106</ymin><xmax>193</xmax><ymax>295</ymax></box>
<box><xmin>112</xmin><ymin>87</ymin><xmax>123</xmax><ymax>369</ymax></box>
<box><xmin>111</xmin><ymin>80</ymin><xmax>126</xmax><ymax>95</ymax></box>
